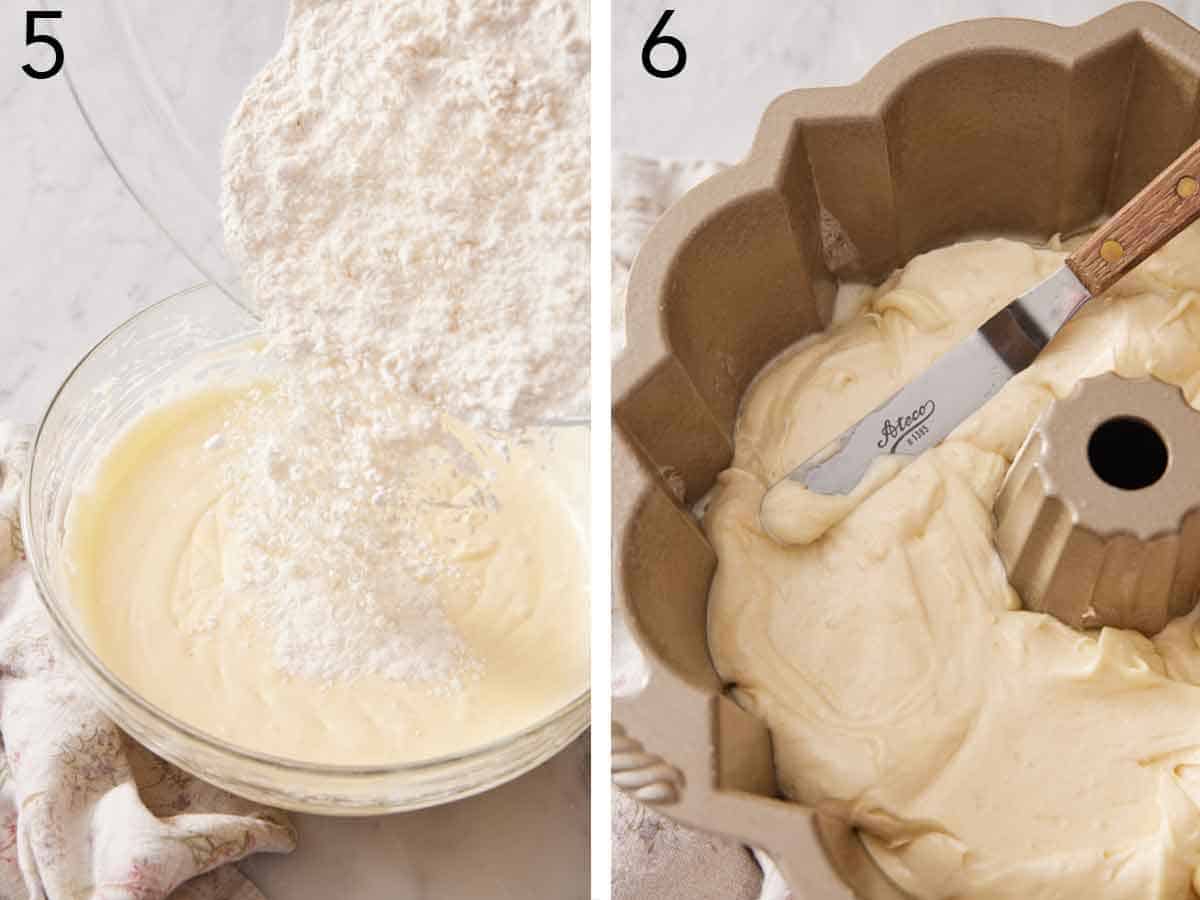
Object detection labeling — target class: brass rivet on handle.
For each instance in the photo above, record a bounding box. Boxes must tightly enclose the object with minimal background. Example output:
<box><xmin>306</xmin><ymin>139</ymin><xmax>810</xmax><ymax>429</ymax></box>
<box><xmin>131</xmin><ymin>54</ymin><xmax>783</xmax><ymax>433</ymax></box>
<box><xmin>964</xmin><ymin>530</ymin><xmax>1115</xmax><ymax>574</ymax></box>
<box><xmin>1178</xmin><ymin>176</ymin><xmax>1199</xmax><ymax>198</ymax></box>
<box><xmin>1101</xmin><ymin>239</ymin><xmax>1124</xmax><ymax>263</ymax></box>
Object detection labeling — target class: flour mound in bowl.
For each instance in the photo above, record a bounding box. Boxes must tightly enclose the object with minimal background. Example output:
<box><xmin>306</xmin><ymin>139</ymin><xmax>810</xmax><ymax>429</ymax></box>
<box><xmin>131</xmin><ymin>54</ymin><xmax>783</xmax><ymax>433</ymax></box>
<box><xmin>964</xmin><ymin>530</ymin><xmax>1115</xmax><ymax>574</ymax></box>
<box><xmin>212</xmin><ymin>0</ymin><xmax>590</xmax><ymax>686</ymax></box>
<box><xmin>221</xmin><ymin>0</ymin><xmax>590</xmax><ymax>435</ymax></box>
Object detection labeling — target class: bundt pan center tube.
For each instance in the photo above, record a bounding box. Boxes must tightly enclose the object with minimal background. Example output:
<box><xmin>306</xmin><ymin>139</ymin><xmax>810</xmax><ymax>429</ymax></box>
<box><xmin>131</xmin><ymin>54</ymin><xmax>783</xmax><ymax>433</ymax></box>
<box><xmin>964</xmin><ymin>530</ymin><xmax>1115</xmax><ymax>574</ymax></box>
<box><xmin>996</xmin><ymin>373</ymin><xmax>1200</xmax><ymax>635</ymax></box>
<box><xmin>613</xmin><ymin>5</ymin><xmax>1200</xmax><ymax>899</ymax></box>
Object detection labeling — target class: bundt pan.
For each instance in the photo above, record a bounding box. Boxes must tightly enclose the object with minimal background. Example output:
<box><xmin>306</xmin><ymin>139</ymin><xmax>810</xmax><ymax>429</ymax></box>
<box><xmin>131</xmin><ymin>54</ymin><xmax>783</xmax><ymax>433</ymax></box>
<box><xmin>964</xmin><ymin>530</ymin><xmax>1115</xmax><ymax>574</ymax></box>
<box><xmin>612</xmin><ymin>5</ymin><xmax>1200</xmax><ymax>898</ymax></box>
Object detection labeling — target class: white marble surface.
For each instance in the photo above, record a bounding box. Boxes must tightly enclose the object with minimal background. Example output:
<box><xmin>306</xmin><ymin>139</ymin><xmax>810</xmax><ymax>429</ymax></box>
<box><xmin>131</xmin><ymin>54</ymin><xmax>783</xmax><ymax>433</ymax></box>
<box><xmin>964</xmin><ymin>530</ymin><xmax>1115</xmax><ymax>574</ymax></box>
<box><xmin>244</xmin><ymin>740</ymin><xmax>590</xmax><ymax>899</ymax></box>
<box><xmin>0</xmin><ymin>5</ymin><xmax>588</xmax><ymax>899</ymax></box>
<box><xmin>0</xmin><ymin>11</ymin><xmax>196</xmax><ymax>426</ymax></box>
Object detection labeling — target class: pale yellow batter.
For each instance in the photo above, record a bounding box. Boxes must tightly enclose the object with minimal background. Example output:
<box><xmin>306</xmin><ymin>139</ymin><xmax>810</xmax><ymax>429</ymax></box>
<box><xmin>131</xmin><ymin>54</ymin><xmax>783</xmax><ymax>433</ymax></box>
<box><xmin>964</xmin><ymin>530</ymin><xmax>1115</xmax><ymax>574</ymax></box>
<box><xmin>707</xmin><ymin>226</ymin><xmax>1200</xmax><ymax>898</ymax></box>
<box><xmin>64</xmin><ymin>384</ymin><xmax>588</xmax><ymax>765</ymax></box>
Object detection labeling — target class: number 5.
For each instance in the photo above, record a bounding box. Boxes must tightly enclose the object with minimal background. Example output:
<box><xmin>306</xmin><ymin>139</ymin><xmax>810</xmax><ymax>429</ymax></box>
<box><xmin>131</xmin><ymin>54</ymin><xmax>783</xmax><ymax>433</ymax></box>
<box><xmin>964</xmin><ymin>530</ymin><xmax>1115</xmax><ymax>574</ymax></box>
<box><xmin>23</xmin><ymin>10</ymin><xmax>64</xmax><ymax>80</ymax></box>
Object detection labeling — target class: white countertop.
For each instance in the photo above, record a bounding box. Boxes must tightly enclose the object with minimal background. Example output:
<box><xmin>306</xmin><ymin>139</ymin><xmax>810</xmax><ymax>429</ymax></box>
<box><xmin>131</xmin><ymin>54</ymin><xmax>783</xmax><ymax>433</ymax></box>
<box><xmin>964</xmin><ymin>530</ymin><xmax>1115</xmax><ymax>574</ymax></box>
<box><xmin>243</xmin><ymin>740</ymin><xmax>589</xmax><ymax>899</ymax></box>
<box><xmin>0</xmin><ymin>9</ymin><xmax>588</xmax><ymax>899</ymax></box>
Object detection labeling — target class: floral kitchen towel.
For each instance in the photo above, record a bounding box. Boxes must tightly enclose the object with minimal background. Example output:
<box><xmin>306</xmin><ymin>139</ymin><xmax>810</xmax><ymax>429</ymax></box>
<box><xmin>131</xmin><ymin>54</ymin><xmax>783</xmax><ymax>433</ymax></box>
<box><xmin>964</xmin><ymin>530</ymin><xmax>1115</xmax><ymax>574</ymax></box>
<box><xmin>0</xmin><ymin>423</ymin><xmax>295</xmax><ymax>900</ymax></box>
<box><xmin>613</xmin><ymin>790</ymin><xmax>762</xmax><ymax>900</ymax></box>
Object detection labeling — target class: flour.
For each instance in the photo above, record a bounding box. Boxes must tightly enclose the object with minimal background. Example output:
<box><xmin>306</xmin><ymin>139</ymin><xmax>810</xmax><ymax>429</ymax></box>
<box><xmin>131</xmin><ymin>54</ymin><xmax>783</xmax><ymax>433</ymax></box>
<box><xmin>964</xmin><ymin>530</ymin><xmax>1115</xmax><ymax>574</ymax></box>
<box><xmin>215</xmin><ymin>382</ymin><xmax>478</xmax><ymax>686</ymax></box>
<box><xmin>222</xmin><ymin>0</ymin><xmax>590</xmax><ymax>432</ymax></box>
<box><xmin>215</xmin><ymin>0</ymin><xmax>589</xmax><ymax>684</ymax></box>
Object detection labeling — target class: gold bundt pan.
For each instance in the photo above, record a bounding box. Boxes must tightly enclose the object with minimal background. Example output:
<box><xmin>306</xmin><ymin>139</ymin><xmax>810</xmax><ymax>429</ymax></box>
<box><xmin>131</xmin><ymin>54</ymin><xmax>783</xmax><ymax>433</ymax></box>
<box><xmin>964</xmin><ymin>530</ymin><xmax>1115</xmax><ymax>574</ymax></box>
<box><xmin>615</xmin><ymin>6</ymin><xmax>1200</xmax><ymax>897</ymax></box>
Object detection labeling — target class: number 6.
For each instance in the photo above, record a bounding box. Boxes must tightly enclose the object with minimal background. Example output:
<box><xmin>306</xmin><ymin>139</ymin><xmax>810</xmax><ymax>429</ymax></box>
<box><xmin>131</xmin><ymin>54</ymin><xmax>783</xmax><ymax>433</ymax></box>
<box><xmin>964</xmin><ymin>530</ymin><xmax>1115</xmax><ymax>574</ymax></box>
<box><xmin>642</xmin><ymin>10</ymin><xmax>686</xmax><ymax>80</ymax></box>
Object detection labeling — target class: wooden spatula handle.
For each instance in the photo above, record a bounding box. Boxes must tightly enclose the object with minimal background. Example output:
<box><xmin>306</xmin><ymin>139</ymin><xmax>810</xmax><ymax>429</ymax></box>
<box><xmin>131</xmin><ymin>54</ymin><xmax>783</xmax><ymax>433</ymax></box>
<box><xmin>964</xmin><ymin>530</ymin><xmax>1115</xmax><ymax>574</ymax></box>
<box><xmin>1068</xmin><ymin>136</ymin><xmax>1200</xmax><ymax>296</ymax></box>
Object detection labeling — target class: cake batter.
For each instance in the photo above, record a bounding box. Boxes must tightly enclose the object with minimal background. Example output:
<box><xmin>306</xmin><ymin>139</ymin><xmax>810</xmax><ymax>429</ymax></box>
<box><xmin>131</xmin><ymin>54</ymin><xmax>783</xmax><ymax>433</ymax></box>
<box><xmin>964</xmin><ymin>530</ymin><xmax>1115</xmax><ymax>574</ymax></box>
<box><xmin>63</xmin><ymin>380</ymin><xmax>589</xmax><ymax>765</ymax></box>
<box><xmin>707</xmin><ymin>225</ymin><xmax>1200</xmax><ymax>898</ymax></box>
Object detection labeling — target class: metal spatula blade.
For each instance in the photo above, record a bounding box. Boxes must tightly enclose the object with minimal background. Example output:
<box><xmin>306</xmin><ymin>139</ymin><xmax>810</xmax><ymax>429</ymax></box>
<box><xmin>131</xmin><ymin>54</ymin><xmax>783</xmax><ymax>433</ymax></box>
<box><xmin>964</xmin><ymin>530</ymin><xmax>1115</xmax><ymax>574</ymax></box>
<box><xmin>787</xmin><ymin>266</ymin><xmax>1089</xmax><ymax>496</ymax></box>
<box><xmin>762</xmin><ymin>135</ymin><xmax>1200</xmax><ymax>516</ymax></box>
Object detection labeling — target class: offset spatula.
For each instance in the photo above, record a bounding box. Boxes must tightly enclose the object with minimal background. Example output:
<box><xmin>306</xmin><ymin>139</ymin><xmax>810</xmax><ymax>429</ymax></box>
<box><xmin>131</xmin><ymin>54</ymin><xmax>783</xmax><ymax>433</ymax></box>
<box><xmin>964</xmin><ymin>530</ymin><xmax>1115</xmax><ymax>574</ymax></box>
<box><xmin>763</xmin><ymin>136</ymin><xmax>1200</xmax><ymax>512</ymax></box>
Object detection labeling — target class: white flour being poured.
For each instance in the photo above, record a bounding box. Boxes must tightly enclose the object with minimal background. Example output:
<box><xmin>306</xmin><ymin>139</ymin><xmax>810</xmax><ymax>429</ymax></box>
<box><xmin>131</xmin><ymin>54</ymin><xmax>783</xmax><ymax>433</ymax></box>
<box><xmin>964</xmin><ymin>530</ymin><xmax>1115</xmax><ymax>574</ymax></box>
<box><xmin>216</xmin><ymin>0</ymin><xmax>590</xmax><ymax>686</ymax></box>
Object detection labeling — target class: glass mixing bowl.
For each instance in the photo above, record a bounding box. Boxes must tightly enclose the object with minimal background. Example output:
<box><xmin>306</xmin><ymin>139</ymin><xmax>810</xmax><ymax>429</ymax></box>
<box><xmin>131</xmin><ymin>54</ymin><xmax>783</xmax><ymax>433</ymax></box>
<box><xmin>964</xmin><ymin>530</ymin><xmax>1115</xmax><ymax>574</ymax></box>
<box><xmin>56</xmin><ymin>1</ymin><xmax>289</xmax><ymax>305</ymax></box>
<box><xmin>20</xmin><ymin>285</ymin><xmax>590</xmax><ymax>815</ymax></box>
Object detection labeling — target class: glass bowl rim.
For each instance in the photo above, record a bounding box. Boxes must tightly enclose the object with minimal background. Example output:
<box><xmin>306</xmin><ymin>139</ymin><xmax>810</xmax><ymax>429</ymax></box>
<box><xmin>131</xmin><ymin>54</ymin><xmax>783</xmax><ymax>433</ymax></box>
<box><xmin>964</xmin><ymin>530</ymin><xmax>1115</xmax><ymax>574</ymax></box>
<box><xmin>55</xmin><ymin>5</ymin><xmax>252</xmax><ymax>309</ymax></box>
<box><xmin>20</xmin><ymin>283</ymin><xmax>591</xmax><ymax>778</ymax></box>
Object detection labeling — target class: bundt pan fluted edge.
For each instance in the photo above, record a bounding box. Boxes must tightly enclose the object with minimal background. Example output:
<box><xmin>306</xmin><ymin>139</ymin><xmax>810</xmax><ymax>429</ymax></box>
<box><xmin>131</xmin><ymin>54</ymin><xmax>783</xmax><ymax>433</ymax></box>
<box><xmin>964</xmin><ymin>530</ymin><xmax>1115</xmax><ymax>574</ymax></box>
<box><xmin>612</xmin><ymin>5</ymin><xmax>1200</xmax><ymax>898</ymax></box>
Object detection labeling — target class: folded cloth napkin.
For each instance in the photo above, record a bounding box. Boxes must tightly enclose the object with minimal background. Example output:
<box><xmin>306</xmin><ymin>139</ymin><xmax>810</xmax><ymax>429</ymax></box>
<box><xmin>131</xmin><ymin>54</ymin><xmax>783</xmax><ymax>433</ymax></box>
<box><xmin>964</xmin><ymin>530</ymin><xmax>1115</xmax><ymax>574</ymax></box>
<box><xmin>0</xmin><ymin>422</ymin><xmax>295</xmax><ymax>900</ymax></box>
<box><xmin>613</xmin><ymin>790</ymin><xmax>763</xmax><ymax>900</ymax></box>
<box><xmin>611</xmin><ymin>155</ymin><xmax>790</xmax><ymax>900</ymax></box>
